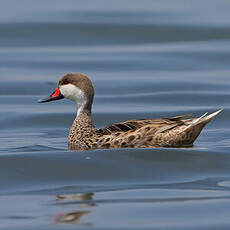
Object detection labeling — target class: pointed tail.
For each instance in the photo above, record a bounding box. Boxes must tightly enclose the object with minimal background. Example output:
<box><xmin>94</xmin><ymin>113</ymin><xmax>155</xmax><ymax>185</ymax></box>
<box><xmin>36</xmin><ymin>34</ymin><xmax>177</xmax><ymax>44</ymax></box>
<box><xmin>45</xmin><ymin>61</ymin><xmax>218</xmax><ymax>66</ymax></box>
<box><xmin>183</xmin><ymin>109</ymin><xmax>222</xmax><ymax>132</ymax></box>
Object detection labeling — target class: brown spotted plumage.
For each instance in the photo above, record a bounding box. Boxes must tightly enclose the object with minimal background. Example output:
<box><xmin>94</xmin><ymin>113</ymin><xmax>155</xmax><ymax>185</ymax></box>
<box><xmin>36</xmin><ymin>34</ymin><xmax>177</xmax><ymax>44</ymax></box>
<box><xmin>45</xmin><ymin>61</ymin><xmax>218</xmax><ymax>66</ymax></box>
<box><xmin>38</xmin><ymin>73</ymin><xmax>222</xmax><ymax>151</ymax></box>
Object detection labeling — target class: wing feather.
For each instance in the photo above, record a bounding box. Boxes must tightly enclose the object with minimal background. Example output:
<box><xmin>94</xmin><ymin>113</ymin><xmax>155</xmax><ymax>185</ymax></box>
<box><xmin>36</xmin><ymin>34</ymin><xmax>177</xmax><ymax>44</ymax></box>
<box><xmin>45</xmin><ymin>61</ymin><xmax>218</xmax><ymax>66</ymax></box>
<box><xmin>97</xmin><ymin>114</ymin><xmax>188</xmax><ymax>135</ymax></box>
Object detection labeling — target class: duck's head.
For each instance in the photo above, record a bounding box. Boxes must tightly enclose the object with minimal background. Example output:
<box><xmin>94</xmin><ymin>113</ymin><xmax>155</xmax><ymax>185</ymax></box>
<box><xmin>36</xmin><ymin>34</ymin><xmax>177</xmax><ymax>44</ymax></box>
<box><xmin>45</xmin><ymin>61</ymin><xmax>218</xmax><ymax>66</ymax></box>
<box><xmin>38</xmin><ymin>73</ymin><xmax>94</xmax><ymax>114</ymax></box>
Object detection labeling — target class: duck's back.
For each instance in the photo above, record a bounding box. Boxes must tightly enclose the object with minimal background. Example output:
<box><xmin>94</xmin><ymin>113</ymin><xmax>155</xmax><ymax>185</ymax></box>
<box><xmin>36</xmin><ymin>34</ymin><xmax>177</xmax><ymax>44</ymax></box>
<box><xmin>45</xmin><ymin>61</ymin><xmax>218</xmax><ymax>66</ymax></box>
<box><xmin>89</xmin><ymin>111</ymin><xmax>221</xmax><ymax>149</ymax></box>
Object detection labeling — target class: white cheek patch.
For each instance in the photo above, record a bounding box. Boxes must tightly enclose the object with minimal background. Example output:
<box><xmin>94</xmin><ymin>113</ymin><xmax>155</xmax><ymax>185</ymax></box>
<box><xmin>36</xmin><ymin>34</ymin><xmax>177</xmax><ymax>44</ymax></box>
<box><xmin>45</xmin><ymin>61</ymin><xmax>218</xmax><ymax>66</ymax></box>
<box><xmin>59</xmin><ymin>84</ymin><xmax>81</xmax><ymax>101</ymax></box>
<box><xmin>60</xmin><ymin>84</ymin><xmax>88</xmax><ymax>115</ymax></box>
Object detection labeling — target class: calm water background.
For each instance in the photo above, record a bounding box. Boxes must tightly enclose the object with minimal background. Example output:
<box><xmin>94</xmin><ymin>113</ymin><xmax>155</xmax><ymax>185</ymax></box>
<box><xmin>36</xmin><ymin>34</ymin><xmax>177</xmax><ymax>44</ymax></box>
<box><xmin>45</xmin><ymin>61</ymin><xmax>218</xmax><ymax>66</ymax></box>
<box><xmin>0</xmin><ymin>0</ymin><xmax>230</xmax><ymax>229</ymax></box>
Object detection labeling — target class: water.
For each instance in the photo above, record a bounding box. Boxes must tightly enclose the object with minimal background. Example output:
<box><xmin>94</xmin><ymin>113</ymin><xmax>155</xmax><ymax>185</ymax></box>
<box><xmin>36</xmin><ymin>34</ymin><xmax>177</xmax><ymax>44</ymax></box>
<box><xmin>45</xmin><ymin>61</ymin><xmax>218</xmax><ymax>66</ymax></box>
<box><xmin>0</xmin><ymin>0</ymin><xmax>230</xmax><ymax>229</ymax></box>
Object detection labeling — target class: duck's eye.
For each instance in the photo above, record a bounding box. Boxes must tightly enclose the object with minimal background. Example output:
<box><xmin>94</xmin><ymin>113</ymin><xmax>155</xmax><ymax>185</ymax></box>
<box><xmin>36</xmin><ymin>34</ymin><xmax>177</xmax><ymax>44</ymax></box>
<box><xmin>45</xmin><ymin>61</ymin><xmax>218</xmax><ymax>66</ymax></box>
<box><xmin>63</xmin><ymin>79</ymin><xmax>69</xmax><ymax>85</ymax></box>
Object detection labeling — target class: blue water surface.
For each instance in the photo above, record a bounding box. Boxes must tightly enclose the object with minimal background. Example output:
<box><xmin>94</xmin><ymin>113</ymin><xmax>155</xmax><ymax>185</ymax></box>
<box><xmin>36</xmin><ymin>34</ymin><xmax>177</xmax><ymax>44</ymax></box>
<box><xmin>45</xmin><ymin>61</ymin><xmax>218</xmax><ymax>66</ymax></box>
<box><xmin>0</xmin><ymin>0</ymin><xmax>230</xmax><ymax>229</ymax></box>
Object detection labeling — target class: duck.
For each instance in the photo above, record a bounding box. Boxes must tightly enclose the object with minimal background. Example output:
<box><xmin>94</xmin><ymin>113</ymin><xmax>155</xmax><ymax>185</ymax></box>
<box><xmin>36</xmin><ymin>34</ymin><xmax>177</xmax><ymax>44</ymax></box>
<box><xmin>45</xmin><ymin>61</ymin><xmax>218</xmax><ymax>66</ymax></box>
<box><xmin>38</xmin><ymin>73</ymin><xmax>222</xmax><ymax>150</ymax></box>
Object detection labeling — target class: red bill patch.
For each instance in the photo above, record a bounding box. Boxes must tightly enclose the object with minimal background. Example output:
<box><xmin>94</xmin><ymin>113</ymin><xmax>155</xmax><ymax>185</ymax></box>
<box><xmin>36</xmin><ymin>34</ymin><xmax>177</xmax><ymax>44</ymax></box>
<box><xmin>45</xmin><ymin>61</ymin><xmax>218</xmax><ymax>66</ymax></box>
<box><xmin>52</xmin><ymin>88</ymin><xmax>60</xmax><ymax>98</ymax></box>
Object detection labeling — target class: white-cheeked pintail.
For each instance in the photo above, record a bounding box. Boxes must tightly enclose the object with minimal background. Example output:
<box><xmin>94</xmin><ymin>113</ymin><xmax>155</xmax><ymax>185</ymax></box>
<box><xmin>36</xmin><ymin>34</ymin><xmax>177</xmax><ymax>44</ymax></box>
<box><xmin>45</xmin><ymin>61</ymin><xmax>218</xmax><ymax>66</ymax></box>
<box><xmin>38</xmin><ymin>73</ymin><xmax>222</xmax><ymax>150</ymax></box>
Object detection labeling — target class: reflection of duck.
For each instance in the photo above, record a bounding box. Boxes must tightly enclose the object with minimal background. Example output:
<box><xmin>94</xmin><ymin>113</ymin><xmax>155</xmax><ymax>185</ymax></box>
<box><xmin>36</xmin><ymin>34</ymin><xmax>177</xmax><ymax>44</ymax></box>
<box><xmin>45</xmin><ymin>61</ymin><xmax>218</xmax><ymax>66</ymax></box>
<box><xmin>55</xmin><ymin>193</ymin><xmax>94</xmax><ymax>225</ymax></box>
<box><xmin>39</xmin><ymin>73</ymin><xmax>222</xmax><ymax>150</ymax></box>
<box><xmin>56</xmin><ymin>192</ymin><xmax>95</xmax><ymax>209</ymax></box>
<box><xmin>56</xmin><ymin>193</ymin><xmax>94</xmax><ymax>202</ymax></box>
<box><xmin>55</xmin><ymin>210</ymin><xmax>90</xmax><ymax>224</ymax></box>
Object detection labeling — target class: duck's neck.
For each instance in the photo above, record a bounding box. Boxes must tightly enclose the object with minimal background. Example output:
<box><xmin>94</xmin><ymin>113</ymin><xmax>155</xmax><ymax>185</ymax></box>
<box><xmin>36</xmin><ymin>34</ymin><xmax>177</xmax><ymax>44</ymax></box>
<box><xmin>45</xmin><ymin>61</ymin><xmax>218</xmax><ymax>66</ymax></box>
<box><xmin>68</xmin><ymin>108</ymin><xmax>96</xmax><ymax>144</ymax></box>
